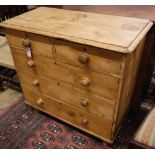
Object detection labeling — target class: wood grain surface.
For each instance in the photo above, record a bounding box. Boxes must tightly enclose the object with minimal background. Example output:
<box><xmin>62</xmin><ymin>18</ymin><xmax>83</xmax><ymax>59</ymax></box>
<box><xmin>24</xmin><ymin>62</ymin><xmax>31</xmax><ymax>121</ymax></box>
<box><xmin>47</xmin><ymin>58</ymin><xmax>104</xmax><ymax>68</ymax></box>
<box><xmin>22</xmin><ymin>86</ymin><xmax>113</xmax><ymax>142</ymax></box>
<box><xmin>0</xmin><ymin>7</ymin><xmax>153</xmax><ymax>53</ymax></box>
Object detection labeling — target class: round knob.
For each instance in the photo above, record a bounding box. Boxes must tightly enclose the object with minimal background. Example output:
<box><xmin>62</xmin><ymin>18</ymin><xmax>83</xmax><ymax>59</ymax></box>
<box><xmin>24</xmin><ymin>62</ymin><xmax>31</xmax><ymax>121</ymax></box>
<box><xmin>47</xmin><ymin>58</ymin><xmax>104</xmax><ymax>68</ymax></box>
<box><xmin>32</xmin><ymin>80</ymin><xmax>39</xmax><ymax>87</ymax></box>
<box><xmin>22</xmin><ymin>39</ymin><xmax>30</xmax><ymax>47</ymax></box>
<box><xmin>37</xmin><ymin>98</ymin><xmax>43</xmax><ymax>105</ymax></box>
<box><xmin>80</xmin><ymin>77</ymin><xmax>90</xmax><ymax>87</ymax></box>
<box><xmin>27</xmin><ymin>60</ymin><xmax>35</xmax><ymax>67</ymax></box>
<box><xmin>78</xmin><ymin>53</ymin><xmax>89</xmax><ymax>64</ymax></box>
<box><xmin>81</xmin><ymin>98</ymin><xmax>89</xmax><ymax>107</ymax></box>
<box><xmin>81</xmin><ymin>119</ymin><xmax>88</xmax><ymax>125</ymax></box>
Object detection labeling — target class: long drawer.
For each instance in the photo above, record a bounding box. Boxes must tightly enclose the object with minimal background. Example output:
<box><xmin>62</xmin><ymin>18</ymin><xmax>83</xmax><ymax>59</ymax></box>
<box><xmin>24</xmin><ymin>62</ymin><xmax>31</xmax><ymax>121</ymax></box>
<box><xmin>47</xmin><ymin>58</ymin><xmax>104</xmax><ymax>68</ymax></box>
<box><xmin>11</xmin><ymin>47</ymin><xmax>119</xmax><ymax>100</ymax></box>
<box><xmin>17</xmin><ymin>66</ymin><xmax>115</xmax><ymax>120</ymax></box>
<box><xmin>54</xmin><ymin>39</ymin><xmax>122</xmax><ymax>76</ymax></box>
<box><xmin>22</xmin><ymin>86</ymin><xmax>113</xmax><ymax>141</ymax></box>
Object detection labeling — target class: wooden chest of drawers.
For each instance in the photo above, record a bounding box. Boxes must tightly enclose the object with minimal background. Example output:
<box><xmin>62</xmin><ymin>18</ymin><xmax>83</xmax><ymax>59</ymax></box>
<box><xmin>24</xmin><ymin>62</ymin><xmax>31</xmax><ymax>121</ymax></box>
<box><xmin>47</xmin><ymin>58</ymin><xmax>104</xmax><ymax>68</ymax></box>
<box><xmin>0</xmin><ymin>7</ymin><xmax>153</xmax><ymax>143</ymax></box>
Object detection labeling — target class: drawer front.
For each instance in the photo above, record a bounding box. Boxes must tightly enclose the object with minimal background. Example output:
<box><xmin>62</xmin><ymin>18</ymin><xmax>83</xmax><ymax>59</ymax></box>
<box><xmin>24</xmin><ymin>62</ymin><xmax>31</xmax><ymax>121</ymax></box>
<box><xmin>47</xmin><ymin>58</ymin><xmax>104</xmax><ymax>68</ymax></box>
<box><xmin>17</xmin><ymin>67</ymin><xmax>115</xmax><ymax>120</ymax></box>
<box><xmin>54</xmin><ymin>39</ymin><xmax>122</xmax><ymax>76</ymax></box>
<box><xmin>11</xmin><ymin>47</ymin><xmax>52</xmax><ymax>78</ymax></box>
<box><xmin>6</xmin><ymin>29</ymin><xmax>53</xmax><ymax>58</ymax></box>
<box><xmin>51</xmin><ymin>60</ymin><xmax>119</xmax><ymax>100</ymax></box>
<box><xmin>22</xmin><ymin>86</ymin><xmax>112</xmax><ymax>141</ymax></box>
<box><xmin>23</xmin><ymin>85</ymin><xmax>50</xmax><ymax>106</ymax></box>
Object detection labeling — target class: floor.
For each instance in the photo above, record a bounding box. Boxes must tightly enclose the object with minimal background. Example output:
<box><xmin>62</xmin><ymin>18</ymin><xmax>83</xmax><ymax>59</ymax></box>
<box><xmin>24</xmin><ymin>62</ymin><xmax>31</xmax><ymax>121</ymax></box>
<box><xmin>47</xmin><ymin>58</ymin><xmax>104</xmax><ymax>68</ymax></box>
<box><xmin>0</xmin><ymin>88</ymin><xmax>22</xmax><ymax>116</ymax></box>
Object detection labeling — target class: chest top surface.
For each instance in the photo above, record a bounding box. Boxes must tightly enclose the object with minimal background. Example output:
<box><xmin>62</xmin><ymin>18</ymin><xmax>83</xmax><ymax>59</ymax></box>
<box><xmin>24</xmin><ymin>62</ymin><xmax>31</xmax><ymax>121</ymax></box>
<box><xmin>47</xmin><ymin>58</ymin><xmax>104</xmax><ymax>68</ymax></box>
<box><xmin>0</xmin><ymin>7</ymin><xmax>153</xmax><ymax>53</ymax></box>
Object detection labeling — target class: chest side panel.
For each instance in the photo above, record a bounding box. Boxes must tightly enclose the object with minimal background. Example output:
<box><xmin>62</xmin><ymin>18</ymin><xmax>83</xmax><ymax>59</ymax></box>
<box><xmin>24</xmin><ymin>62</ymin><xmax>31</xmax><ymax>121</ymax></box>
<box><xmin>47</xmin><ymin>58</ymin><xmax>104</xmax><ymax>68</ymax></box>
<box><xmin>112</xmin><ymin>36</ymin><xmax>146</xmax><ymax>138</ymax></box>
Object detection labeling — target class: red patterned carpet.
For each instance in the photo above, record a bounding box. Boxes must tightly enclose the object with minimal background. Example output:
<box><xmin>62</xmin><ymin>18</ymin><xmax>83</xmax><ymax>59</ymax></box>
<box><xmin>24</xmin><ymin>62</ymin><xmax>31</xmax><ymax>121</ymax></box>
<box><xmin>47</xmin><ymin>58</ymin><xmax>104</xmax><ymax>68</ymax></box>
<box><xmin>0</xmin><ymin>64</ymin><xmax>153</xmax><ymax>149</ymax></box>
<box><xmin>0</xmin><ymin>97</ymin><xmax>111</xmax><ymax>149</ymax></box>
<box><xmin>0</xmin><ymin>93</ymin><xmax>147</xmax><ymax>149</ymax></box>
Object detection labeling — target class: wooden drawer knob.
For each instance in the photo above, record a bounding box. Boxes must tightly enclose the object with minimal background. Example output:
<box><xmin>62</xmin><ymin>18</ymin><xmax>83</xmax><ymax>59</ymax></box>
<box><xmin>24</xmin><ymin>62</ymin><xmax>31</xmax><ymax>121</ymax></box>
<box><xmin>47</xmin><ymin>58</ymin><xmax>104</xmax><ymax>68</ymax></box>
<box><xmin>32</xmin><ymin>80</ymin><xmax>39</xmax><ymax>86</ymax></box>
<box><xmin>78</xmin><ymin>53</ymin><xmax>89</xmax><ymax>64</ymax></box>
<box><xmin>37</xmin><ymin>98</ymin><xmax>43</xmax><ymax>105</ymax></box>
<box><xmin>81</xmin><ymin>118</ymin><xmax>88</xmax><ymax>125</ymax></box>
<box><xmin>27</xmin><ymin>60</ymin><xmax>35</xmax><ymax>67</ymax></box>
<box><xmin>22</xmin><ymin>39</ymin><xmax>30</xmax><ymax>47</ymax></box>
<box><xmin>81</xmin><ymin>98</ymin><xmax>89</xmax><ymax>107</ymax></box>
<box><xmin>80</xmin><ymin>77</ymin><xmax>90</xmax><ymax>87</ymax></box>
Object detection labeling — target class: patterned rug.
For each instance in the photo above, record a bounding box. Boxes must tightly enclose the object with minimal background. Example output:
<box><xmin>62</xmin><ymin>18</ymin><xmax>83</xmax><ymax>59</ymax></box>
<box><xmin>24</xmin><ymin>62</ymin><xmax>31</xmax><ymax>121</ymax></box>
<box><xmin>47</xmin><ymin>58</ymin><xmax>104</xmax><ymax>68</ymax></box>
<box><xmin>0</xmin><ymin>97</ymin><xmax>111</xmax><ymax>149</ymax></box>
<box><xmin>0</xmin><ymin>92</ymin><xmax>147</xmax><ymax>149</ymax></box>
<box><xmin>1</xmin><ymin>91</ymin><xmax>149</xmax><ymax>149</ymax></box>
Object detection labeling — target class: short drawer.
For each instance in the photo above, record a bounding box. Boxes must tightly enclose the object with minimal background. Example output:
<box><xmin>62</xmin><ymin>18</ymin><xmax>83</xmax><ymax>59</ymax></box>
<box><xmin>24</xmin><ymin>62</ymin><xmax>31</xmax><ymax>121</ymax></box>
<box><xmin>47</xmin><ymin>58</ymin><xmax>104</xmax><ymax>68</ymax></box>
<box><xmin>51</xmin><ymin>60</ymin><xmax>119</xmax><ymax>100</ymax></box>
<box><xmin>17</xmin><ymin>67</ymin><xmax>115</xmax><ymax>120</ymax></box>
<box><xmin>54</xmin><ymin>39</ymin><xmax>122</xmax><ymax>76</ymax></box>
<box><xmin>10</xmin><ymin>47</ymin><xmax>52</xmax><ymax>78</ymax></box>
<box><xmin>6</xmin><ymin>29</ymin><xmax>53</xmax><ymax>58</ymax></box>
<box><xmin>22</xmin><ymin>86</ymin><xmax>113</xmax><ymax>141</ymax></box>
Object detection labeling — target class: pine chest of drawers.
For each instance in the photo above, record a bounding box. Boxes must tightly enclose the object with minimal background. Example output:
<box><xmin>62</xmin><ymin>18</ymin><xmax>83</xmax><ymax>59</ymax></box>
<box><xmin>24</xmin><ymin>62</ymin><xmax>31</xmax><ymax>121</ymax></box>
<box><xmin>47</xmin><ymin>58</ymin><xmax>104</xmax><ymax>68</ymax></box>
<box><xmin>0</xmin><ymin>7</ymin><xmax>153</xmax><ymax>143</ymax></box>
